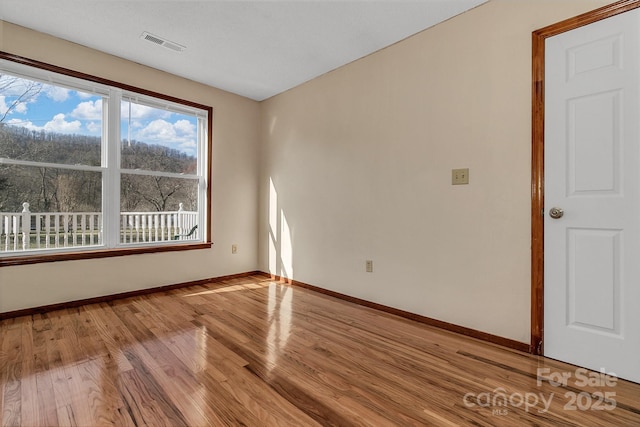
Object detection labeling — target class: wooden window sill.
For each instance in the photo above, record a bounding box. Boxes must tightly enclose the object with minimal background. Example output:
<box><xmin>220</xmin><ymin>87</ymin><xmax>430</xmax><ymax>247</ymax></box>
<box><xmin>0</xmin><ymin>242</ymin><xmax>213</xmax><ymax>267</ymax></box>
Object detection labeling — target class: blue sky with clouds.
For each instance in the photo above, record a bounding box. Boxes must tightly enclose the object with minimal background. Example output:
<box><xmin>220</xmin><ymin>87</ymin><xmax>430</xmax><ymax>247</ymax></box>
<box><xmin>0</xmin><ymin>75</ymin><xmax>198</xmax><ymax>157</ymax></box>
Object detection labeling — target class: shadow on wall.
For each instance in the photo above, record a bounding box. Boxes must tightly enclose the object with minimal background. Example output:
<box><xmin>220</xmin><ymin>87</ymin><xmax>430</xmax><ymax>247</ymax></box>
<box><xmin>268</xmin><ymin>177</ymin><xmax>293</xmax><ymax>280</ymax></box>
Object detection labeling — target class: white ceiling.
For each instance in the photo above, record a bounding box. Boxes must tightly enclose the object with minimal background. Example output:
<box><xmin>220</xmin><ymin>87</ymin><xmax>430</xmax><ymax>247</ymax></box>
<box><xmin>1</xmin><ymin>0</ymin><xmax>487</xmax><ymax>101</ymax></box>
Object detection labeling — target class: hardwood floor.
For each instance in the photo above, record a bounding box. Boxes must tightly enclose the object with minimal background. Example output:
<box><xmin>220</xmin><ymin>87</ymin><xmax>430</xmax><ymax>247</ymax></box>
<box><xmin>2</xmin><ymin>274</ymin><xmax>640</xmax><ymax>426</ymax></box>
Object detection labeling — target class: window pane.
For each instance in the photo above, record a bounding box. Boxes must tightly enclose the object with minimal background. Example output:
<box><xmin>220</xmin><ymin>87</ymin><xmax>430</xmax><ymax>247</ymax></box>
<box><xmin>121</xmin><ymin>99</ymin><xmax>198</xmax><ymax>173</ymax></box>
<box><xmin>0</xmin><ymin>164</ymin><xmax>102</xmax><ymax>212</ymax></box>
<box><xmin>120</xmin><ymin>174</ymin><xmax>198</xmax><ymax>244</ymax></box>
<box><xmin>0</xmin><ymin>164</ymin><xmax>102</xmax><ymax>252</ymax></box>
<box><xmin>0</xmin><ymin>74</ymin><xmax>103</xmax><ymax>166</ymax></box>
<box><xmin>120</xmin><ymin>174</ymin><xmax>197</xmax><ymax>212</ymax></box>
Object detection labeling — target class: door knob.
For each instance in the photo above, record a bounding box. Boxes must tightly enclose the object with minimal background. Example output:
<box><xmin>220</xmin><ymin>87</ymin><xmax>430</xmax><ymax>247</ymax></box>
<box><xmin>549</xmin><ymin>207</ymin><xmax>564</xmax><ymax>219</ymax></box>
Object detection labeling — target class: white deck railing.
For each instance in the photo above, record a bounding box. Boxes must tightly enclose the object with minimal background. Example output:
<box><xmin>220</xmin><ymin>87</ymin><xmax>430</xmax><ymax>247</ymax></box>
<box><xmin>0</xmin><ymin>202</ymin><xmax>198</xmax><ymax>252</ymax></box>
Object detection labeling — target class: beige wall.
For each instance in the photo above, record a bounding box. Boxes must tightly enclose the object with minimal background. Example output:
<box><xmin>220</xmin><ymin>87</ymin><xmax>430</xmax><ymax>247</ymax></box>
<box><xmin>0</xmin><ymin>21</ymin><xmax>261</xmax><ymax>312</ymax></box>
<box><xmin>259</xmin><ymin>0</ymin><xmax>612</xmax><ymax>343</ymax></box>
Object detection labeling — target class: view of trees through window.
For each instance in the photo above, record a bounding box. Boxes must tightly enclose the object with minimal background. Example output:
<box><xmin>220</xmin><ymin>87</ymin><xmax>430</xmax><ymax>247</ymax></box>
<box><xmin>0</xmin><ymin>125</ymin><xmax>198</xmax><ymax>213</ymax></box>
<box><xmin>0</xmin><ymin>63</ymin><xmax>208</xmax><ymax>253</ymax></box>
<box><xmin>0</xmin><ymin>127</ymin><xmax>103</xmax><ymax>213</ymax></box>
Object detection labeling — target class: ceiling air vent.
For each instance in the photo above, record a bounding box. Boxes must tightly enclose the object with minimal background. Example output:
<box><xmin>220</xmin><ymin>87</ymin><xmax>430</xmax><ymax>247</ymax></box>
<box><xmin>140</xmin><ymin>31</ymin><xmax>186</xmax><ymax>52</ymax></box>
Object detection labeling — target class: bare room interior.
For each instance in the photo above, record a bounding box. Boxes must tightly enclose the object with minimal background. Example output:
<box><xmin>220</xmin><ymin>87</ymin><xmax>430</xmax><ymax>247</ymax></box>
<box><xmin>2</xmin><ymin>0</ymin><xmax>640</xmax><ymax>425</ymax></box>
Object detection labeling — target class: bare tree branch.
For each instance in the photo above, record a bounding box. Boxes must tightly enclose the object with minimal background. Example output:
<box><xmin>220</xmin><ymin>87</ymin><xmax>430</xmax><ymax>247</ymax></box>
<box><xmin>0</xmin><ymin>74</ymin><xmax>43</xmax><ymax>123</ymax></box>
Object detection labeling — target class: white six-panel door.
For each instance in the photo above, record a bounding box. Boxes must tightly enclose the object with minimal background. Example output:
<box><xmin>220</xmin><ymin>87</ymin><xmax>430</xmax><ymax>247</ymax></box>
<box><xmin>545</xmin><ymin>7</ymin><xmax>640</xmax><ymax>383</ymax></box>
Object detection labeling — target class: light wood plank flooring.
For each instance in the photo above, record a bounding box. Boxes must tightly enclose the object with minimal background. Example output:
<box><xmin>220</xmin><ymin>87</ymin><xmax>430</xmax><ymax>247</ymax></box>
<box><xmin>2</xmin><ymin>274</ymin><xmax>640</xmax><ymax>426</ymax></box>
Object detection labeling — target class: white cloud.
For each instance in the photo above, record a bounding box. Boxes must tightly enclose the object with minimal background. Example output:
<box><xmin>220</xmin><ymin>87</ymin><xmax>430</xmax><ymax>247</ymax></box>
<box><xmin>0</xmin><ymin>76</ymin><xmax>40</xmax><ymax>97</ymax></box>
<box><xmin>0</xmin><ymin>76</ymin><xmax>43</xmax><ymax>120</ymax></box>
<box><xmin>43</xmin><ymin>84</ymin><xmax>70</xmax><ymax>102</ymax></box>
<box><xmin>178</xmin><ymin>140</ymin><xmax>197</xmax><ymax>152</ymax></box>
<box><xmin>14</xmin><ymin>101</ymin><xmax>28</xmax><ymax>114</ymax></box>
<box><xmin>44</xmin><ymin>113</ymin><xmax>82</xmax><ymax>133</ymax></box>
<box><xmin>0</xmin><ymin>95</ymin><xmax>29</xmax><ymax>118</ymax></box>
<box><xmin>6</xmin><ymin>118</ymin><xmax>37</xmax><ymax>129</ymax></box>
<box><xmin>129</xmin><ymin>120</ymin><xmax>145</xmax><ymax>130</ymax></box>
<box><xmin>71</xmin><ymin>100</ymin><xmax>102</xmax><ymax>120</ymax></box>
<box><xmin>121</xmin><ymin>102</ymin><xmax>171</xmax><ymax>121</ymax></box>
<box><xmin>86</xmin><ymin>121</ymin><xmax>101</xmax><ymax>133</ymax></box>
<box><xmin>135</xmin><ymin>119</ymin><xmax>197</xmax><ymax>155</ymax></box>
<box><xmin>7</xmin><ymin>113</ymin><xmax>81</xmax><ymax>133</ymax></box>
<box><xmin>174</xmin><ymin>119</ymin><xmax>195</xmax><ymax>136</ymax></box>
<box><xmin>137</xmin><ymin>119</ymin><xmax>174</xmax><ymax>140</ymax></box>
<box><xmin>0</xmin><ymin>96</ymin><xmax>8</xmax><ymax>116</ymax></box>
<box><xmin>75</xmin><ymin>91</ymin><xmax>96</xmax><ymax>100</ymax></box>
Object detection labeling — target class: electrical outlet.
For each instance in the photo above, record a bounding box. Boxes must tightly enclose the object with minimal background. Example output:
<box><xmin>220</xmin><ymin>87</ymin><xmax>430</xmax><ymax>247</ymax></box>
<box><xmin>231</xmin><ymin>244</ymin><xmax>238</xmax><ymax>254</ymax></box>
<box><xmin>366</xmin><ymin>260</ymin><xmax>373</xmax><ymax>273</ymax></box>
<box><xmin>452</xmin><ymin>168</ymin><xmax>469</xmax><ymax>185</ymax></box>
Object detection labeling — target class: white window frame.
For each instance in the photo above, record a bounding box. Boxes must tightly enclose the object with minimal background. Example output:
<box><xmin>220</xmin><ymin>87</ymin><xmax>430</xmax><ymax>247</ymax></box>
<box><xmin>0</xmin><ymin>55</ymin><xmax>211</xmax><ymax>263</ymax></box>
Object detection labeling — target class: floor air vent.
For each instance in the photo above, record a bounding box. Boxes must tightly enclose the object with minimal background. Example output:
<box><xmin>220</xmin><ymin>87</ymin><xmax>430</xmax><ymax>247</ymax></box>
<box><xmin>140</xmin><ymin>32</ymin><xmax>186</xmax><ymax>52</ymax></box>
